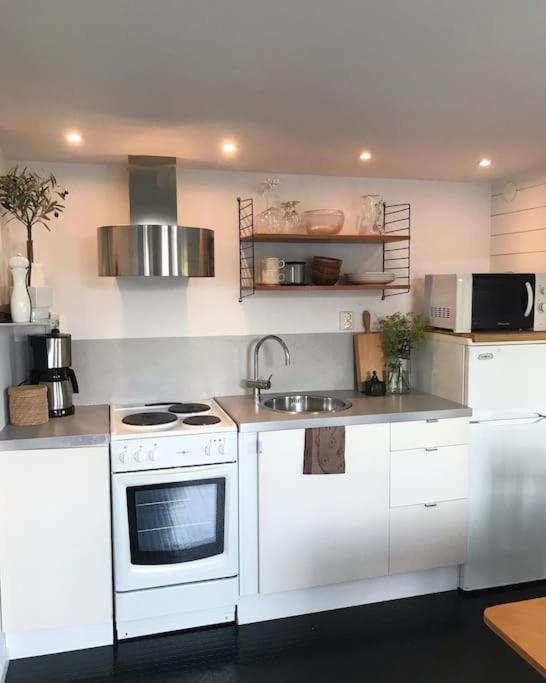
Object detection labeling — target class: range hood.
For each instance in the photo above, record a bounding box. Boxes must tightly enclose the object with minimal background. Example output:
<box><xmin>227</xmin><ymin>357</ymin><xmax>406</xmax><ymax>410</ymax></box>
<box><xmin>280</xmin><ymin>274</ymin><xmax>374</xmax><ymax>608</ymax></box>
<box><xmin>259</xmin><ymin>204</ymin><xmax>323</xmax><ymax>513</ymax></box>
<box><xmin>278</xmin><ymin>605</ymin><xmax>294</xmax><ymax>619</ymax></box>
<box><xmin>97</xmin><ymin>156</ymin><xmax>214</xmax><ymax>277</ymax></box>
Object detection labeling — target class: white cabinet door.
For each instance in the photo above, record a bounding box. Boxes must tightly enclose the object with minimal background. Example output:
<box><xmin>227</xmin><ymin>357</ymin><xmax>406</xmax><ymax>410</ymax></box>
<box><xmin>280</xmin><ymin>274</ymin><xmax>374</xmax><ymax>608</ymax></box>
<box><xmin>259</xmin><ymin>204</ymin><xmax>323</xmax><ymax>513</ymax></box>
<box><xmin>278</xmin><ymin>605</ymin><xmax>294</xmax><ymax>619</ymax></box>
<box><xmin>0</xmin><ymin>446</ymin><xmax>113</xmax><ymax>633</ymax></box>
<box><xmin>258</xmin><ymin>424</ymin><xmax>390</xmax><ymax>595</ymax></box>
<box><xmin>390</xmin><ymin>445</ymin><xmax>469</xmax><ymax>507</ymax></box>
<box><xmin>389</xmin><ymin>500</ymin><xmax>468</xmax><ymax>575</ymax></box>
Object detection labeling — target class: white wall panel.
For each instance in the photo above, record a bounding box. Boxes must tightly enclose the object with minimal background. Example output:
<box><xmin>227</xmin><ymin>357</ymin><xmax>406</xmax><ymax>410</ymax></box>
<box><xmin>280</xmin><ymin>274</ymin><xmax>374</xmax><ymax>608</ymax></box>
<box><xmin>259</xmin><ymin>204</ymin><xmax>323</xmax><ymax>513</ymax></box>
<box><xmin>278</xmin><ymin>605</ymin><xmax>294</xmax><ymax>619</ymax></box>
<box><xmin>491</xmin><ymin>183</ymin><xmax>546</xmax><ymax>216</ymax></box>
<box><xmin>491</xmin><ymin>206</ymin><xmax>546</xmax><ymax>236</ymax></box>
<box><xmin>490</xmin><ymin>178</ymin><xmax>546</xmax><ymax>272</ymax></box>
<box><xmin>491</xmin><ymin>229</ymin><xmax>546</xmax><ymax>256</ymax></box>
<box><xmin>491</xmin><ymin>252</ymin><xmax>546</xmax><ymax>273</ymax></box>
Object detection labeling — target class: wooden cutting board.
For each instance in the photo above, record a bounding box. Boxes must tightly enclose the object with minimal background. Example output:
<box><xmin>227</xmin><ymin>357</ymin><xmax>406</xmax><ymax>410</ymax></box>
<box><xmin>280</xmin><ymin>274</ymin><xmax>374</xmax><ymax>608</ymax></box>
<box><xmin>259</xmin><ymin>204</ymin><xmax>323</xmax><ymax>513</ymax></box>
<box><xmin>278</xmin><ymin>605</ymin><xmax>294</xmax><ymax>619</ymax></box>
<box><xmin>353</xmin><ymin>311</ymin><xmax>386</xmax><ymax>391</ymax></box>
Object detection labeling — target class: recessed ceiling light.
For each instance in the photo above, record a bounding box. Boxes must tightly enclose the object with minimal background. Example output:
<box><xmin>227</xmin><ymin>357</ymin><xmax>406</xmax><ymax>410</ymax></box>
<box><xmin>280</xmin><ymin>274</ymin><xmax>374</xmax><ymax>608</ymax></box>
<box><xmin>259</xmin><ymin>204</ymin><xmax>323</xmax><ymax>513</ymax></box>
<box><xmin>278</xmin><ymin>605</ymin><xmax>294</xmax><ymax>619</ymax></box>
<box><xmin>359</xmin><ymin>150</ymin><xmax>372</xmax><ymax>161</ymax></box>
<box><xmin>221</xmin><ymin>141</ymin><xmax>237</xmax><ymax>155</ymax></box>
<box><xmin>478</xmin><ymin>158</ymin><xmax>492</xmax><ymax>168</ymax></box>
<box><xmin>66</xmin><ymin>131</ymin><xmax>83</xmax><ymax>145</ymax></box>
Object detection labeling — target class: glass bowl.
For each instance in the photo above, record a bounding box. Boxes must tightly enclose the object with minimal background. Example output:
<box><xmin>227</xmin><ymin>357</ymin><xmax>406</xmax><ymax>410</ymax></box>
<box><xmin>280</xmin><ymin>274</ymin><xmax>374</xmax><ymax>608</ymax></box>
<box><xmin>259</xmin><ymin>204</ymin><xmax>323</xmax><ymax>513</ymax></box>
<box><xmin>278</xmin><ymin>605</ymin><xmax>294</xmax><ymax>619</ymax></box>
<box><xmin>301</xmin><ymin>210</ymin><xmax>344</xmax><ymax>235</ymax></box>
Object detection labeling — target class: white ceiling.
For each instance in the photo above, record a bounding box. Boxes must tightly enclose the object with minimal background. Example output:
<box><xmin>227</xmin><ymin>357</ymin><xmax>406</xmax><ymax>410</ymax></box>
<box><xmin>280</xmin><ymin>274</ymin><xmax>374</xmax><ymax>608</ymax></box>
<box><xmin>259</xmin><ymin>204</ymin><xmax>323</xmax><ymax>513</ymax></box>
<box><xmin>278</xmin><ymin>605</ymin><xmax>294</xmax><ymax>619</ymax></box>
<box><xmin>1</xmin><ymin>0</ymin><xmax>546</xmax><ymax>181</ymax></box>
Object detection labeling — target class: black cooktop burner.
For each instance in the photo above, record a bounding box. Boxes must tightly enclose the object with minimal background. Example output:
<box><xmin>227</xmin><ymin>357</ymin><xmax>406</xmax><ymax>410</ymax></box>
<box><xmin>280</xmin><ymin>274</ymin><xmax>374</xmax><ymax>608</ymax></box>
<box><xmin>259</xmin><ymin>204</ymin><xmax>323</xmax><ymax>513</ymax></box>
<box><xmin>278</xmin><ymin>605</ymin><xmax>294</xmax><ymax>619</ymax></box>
<box><xmin>183</xmin><ymin>415</ymin><xmax>221</xmax><ymax>426</ymax></box>
<box><xmin>168</xmin><ymin>403</ymin><xmax>211</xmax><ymax>414</ymax></box>
<box><xmin>122</xmin><ymin>412</ymin><xmax>178</xmax><ymax>427</ymax></box>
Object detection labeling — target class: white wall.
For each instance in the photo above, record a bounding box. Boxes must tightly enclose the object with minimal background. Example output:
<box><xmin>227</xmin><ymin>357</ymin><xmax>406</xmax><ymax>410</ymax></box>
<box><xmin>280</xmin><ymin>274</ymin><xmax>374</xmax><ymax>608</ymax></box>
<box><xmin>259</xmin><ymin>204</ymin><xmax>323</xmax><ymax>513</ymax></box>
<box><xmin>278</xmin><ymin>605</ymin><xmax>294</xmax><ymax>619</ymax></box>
<box><xmin>0</xmin><ymin>143</ymin><xmax>8</xmax><ymax>683</ymax></box>
<box><xmin>0</xmin><ymin>148</ymin><xmax>11</xmax><ymax>427</ymax></box>
<box><xmin>0</xmin><ymin>147</ymin><xmax>8</xmax><ymax>307</ymax></box>
<box><xmin>11</xmin><ymin>160</ymin><xmax>491</xmax><ymax>340</ymax></box>
<box><xmin>491</xmin><ymin>171</ymin><xmax>546</xmax><ymax>271</ymax></box>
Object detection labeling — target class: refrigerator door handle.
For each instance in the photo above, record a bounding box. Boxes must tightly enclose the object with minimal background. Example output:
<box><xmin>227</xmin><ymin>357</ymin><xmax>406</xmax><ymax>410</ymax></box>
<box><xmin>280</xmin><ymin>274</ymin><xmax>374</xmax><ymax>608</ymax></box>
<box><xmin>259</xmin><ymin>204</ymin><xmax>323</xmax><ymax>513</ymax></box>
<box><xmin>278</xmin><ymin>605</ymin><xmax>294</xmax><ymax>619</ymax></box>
<box><xmin>524</xmin><ymin>281</ymin><xmax>533</xmax><ymax>317</ymax></box>
<box><xmin>470</xmin><ymin>413</ymin><xmax>546</xmax><ymax>425</ymax></box>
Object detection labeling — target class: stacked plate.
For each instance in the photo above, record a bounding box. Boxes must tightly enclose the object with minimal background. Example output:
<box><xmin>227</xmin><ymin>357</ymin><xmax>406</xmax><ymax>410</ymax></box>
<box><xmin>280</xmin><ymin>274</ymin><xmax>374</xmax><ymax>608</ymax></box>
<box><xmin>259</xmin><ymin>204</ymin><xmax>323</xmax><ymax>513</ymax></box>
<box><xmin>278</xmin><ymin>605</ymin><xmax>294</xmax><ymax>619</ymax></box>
<box><xmin>345</xmin><ymin>271</ymin><xmax>396</xmax><ymax>285</ymax></box>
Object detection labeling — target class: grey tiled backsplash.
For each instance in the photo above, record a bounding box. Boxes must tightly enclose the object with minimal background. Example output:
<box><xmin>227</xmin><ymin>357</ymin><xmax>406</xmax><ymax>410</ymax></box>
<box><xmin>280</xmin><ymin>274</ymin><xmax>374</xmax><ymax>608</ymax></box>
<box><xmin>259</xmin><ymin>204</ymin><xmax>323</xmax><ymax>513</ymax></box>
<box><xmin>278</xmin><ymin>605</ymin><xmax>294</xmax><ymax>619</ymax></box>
<box><xmin>70</xmin><ymin>333</ymin><xmax>356</xmax><ymax>405</ymax></box>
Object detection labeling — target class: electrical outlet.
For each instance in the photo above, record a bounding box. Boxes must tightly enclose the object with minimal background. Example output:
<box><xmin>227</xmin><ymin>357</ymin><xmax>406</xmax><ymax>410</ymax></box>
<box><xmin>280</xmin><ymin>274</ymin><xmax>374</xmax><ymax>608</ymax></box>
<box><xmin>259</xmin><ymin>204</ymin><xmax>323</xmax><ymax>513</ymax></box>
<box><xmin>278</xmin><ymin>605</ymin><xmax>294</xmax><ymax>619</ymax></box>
<box><xmin>340</xmin><ymin>311</ymin><xmax>354</xmax><ymax>331</ymax></box>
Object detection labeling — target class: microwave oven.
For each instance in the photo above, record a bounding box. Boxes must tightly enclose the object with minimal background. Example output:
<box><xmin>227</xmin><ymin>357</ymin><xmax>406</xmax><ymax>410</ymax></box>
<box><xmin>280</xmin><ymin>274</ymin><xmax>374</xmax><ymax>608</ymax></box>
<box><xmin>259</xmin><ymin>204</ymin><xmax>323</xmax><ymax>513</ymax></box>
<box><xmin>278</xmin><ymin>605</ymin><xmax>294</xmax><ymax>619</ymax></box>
<box><xmin>424</xmin><ymin>273</ymin><xmax>546</xmax><ymax>333</ymax></box>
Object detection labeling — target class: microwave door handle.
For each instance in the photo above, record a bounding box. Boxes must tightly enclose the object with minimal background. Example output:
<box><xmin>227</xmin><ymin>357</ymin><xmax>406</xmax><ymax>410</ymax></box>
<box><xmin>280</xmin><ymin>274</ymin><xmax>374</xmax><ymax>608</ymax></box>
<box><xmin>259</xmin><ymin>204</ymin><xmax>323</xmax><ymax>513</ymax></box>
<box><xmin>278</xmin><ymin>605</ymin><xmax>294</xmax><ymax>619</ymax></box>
<box><xmin>524</xmin><ymin>281</ymin><xmax>533</xmax><ymax>317</ymax></box>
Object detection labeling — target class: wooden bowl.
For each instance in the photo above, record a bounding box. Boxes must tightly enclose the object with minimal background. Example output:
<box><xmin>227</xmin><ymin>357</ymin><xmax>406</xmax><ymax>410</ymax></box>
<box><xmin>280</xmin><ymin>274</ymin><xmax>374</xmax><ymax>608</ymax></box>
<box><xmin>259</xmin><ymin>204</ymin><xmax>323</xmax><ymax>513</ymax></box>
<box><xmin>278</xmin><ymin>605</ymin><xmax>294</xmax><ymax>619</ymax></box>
<box><xmin>311</xmin><ymin>256</ymin><xmax>342</xmax><ymax>285</ymax></box>
<box><xmin>312</xmin><ymin>257</ymin><xmax>343</xmax><ymax>267</ymax></box>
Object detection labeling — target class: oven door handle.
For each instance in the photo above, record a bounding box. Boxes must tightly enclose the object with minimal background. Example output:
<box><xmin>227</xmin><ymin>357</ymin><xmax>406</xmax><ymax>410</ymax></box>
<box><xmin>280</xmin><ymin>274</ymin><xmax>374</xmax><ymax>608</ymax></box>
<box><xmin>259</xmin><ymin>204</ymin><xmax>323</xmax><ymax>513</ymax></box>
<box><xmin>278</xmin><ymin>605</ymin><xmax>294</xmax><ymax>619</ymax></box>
<box><xmin>524</xmin><ymin>281</ymin><xmax>534</xmax><ymax>318</ymax></box>
<box><xmin>114</xmin><ymin>463</ymin><xmax>234</xmax><ymax>484</ymax></box>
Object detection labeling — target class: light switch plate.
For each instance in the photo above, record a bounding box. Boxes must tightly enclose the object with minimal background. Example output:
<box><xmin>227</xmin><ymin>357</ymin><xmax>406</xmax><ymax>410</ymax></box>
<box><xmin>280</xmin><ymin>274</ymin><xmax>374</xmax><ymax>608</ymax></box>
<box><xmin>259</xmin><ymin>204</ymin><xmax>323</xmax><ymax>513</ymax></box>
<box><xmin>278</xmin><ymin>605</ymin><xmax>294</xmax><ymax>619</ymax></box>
<box><xmin>340</xmin><ymin>311</ymin><xmax>354</xmax><ymax>331</ymax></box>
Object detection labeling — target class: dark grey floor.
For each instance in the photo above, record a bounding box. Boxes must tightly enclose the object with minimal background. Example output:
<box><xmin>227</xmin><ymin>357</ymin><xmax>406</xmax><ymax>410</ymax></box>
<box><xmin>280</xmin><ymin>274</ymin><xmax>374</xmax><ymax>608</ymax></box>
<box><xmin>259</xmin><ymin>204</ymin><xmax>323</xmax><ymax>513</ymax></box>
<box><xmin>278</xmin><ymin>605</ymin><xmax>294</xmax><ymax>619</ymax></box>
<box><xmin>8</xmin><ymin>581</ymin><xmax>546</xmax><ymax>682</ymax></box>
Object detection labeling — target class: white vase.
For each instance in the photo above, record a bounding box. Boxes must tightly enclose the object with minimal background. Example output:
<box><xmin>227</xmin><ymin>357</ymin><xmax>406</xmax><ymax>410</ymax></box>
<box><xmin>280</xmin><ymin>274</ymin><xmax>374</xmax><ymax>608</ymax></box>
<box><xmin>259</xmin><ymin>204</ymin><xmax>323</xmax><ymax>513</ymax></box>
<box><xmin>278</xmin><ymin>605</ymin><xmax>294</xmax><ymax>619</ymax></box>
<box><xmin>9</xmin><ymin>254</ymin><xmax>31</xmax><ymax>323</ymax></box>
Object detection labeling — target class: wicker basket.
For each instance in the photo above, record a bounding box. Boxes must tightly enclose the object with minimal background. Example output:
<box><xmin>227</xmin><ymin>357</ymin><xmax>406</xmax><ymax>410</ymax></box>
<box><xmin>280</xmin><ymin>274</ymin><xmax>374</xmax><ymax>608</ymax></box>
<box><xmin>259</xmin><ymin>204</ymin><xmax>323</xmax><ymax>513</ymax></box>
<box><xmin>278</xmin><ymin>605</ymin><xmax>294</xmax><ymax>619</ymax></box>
<box><xmin>8</xmin><ymin>385</ymin><xmax>49</xmax><ymax>426</ymax></box>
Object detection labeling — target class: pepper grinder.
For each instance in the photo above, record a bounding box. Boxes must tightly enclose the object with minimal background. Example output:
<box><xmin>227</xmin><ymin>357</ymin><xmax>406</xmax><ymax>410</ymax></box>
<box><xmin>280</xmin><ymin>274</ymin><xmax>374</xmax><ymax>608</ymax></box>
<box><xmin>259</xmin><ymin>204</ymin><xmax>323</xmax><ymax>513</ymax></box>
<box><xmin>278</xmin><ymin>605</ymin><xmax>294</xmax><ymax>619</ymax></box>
<box><xmin>9</xmin><ymin>254</ymin><xmax>31</xmax><ymax>323</ymax></box>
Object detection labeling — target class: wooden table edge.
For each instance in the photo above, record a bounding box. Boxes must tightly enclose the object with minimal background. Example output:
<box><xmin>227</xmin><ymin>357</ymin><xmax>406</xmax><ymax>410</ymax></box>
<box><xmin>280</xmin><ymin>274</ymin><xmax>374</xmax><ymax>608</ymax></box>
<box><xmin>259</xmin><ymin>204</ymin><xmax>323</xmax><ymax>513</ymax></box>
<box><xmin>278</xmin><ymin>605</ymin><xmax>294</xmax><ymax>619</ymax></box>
<box><xmin>484</xmin><ymin>605</ymin><xmax>546</xmax><ymax>679</ymax></box>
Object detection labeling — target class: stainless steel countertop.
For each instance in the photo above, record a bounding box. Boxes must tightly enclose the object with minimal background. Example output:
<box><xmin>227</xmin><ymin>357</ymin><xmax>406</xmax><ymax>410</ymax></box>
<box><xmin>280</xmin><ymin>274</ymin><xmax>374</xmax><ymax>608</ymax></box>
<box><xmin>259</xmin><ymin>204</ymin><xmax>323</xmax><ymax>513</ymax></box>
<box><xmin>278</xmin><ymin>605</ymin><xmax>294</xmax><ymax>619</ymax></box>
<box><xmin>215</xmin><ymin>390</ymin><xmax>471</xmax><ymax>432</ymax></box>
<box><xmin>0</xmin><ymin>405</ymin><xmax>110</xmax><ymax>451</ymax></box>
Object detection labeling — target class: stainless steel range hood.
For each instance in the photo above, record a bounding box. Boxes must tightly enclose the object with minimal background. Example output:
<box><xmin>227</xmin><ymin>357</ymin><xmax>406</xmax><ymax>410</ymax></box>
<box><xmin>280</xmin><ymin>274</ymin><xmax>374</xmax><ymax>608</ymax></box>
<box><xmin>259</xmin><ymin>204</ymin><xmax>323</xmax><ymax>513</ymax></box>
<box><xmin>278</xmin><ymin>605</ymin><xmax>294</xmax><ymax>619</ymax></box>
<box><xmin>97</xmin><ymin>156</ymin><xmax>214</xmax><ymax>277</ymax></box>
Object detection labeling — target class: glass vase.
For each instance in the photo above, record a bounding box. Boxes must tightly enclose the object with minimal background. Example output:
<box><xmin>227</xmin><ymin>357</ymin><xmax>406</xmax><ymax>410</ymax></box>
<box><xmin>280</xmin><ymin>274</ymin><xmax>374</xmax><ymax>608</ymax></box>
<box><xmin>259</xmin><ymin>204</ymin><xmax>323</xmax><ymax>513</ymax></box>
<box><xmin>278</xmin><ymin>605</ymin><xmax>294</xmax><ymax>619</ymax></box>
<box><xmin>357</xmin><ymin>194</ymin><xmax>384</xmax><ymax>234</ymax></box>
<box><xmin>387</xmin><ymin>357</ymin><xmax>411</xmax><ymax>394</ymax></box>
<box><xmin>280</xmin><ymin>200</ymin><xmax>301</xmax><ymax>233</ymax></box>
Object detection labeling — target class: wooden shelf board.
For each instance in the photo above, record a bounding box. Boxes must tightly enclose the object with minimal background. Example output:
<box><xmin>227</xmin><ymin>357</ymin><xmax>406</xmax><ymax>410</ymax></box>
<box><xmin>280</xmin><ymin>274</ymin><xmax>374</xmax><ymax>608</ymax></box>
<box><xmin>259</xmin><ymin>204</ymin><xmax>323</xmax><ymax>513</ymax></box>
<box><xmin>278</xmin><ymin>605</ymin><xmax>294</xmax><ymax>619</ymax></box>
<box><xmin>244</xmin><ymin>232</ymin><xmax>410</xmax><ymax>244</ymax></box>
<box><xmin>0</xmin><ymin>322</ymin><xmax>48</xmax><ymax>328</ymax></box>
<box><xmin>428</xmin><ymin>328</ymin><xmax>546</xmax><ymax>342</ymax></box>
<box><xmin>255</xmin><ymin>284</ymin><xmax>409</xmax><ymax>292</ymax></box>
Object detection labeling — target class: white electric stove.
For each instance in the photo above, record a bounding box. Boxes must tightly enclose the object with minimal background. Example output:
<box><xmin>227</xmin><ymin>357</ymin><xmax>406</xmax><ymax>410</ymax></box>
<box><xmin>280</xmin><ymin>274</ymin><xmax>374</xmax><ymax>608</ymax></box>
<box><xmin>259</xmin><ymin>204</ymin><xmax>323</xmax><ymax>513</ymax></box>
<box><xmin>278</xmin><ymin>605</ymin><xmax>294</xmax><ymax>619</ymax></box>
<box><xmin>110</xmin><ymin>399</ymin><xmax>239</xmax><ymax>640</ymax></box>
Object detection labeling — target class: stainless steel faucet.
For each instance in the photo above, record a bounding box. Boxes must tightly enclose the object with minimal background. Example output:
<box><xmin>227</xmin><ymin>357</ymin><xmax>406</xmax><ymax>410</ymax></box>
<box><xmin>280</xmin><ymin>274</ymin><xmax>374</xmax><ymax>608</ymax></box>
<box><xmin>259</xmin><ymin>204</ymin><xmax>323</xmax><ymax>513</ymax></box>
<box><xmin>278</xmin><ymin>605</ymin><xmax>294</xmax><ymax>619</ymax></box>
<box><xmin>246</xmin><ymin>335</ymin><xmax>291</xmax><ymax>402</ymax></box>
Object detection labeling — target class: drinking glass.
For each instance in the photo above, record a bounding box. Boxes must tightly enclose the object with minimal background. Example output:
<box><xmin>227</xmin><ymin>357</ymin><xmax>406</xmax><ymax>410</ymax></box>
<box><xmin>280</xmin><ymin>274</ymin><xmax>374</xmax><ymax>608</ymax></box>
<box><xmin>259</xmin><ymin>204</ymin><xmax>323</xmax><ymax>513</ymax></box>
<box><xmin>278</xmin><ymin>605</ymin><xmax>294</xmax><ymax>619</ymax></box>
<box><xmin>256</xmin><ymin>178</ymin><xmax>283</xmax><ymax>233</ymax></box>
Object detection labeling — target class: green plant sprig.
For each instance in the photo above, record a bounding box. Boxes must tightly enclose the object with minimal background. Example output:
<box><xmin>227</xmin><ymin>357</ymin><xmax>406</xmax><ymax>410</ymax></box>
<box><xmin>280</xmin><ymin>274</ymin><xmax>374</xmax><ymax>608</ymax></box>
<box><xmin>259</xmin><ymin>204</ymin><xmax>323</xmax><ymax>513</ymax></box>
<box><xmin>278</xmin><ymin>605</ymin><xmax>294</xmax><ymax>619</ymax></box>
<box><xmin>378</xmin><ymin>312</ymin><xmax>428</xmax><ymax>358</ymax></box>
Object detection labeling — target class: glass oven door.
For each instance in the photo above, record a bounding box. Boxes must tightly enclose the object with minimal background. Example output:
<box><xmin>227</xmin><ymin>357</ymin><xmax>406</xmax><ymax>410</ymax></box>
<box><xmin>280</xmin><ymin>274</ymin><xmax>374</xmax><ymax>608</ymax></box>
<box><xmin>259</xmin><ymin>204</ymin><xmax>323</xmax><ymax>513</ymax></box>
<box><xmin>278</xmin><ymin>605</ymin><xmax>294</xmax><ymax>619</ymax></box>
<box><xmin>112</xmin><ymin>463</ymin><xmax>238</xmax><ymax>592</ymax></box>
<box><xmin>127</xmin><ymin>478</ymin><xmax>225</xmax><ymax>565</ymax></box>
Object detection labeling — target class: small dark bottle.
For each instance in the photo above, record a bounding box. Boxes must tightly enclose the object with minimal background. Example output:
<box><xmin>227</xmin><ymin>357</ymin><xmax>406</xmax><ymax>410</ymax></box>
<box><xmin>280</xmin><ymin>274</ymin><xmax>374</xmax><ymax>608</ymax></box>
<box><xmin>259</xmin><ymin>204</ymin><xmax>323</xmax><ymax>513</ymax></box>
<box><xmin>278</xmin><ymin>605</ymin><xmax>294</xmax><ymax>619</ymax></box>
<box><xmin>364</xmin><ymin>370</ymin><xmax>386</xmax><ymax>397</ymax></box>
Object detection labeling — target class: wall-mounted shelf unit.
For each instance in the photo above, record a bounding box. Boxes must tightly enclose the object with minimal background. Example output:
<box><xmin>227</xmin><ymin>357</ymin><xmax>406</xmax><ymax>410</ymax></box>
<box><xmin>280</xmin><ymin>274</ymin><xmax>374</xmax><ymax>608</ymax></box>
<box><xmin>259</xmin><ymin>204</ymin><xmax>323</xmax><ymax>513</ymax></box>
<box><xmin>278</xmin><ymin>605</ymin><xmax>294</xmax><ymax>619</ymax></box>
<box><xmin>237</xmin><ymin>198</ymin><xmax>411</xmax><ymax>302</ymax></box>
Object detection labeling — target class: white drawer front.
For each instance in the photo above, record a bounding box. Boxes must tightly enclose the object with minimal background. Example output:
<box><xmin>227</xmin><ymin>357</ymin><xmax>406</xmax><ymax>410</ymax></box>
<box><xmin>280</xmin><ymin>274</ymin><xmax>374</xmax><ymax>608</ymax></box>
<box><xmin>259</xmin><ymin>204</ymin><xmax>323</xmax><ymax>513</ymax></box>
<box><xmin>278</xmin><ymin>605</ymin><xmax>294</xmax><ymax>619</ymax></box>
<box><xmin>390</xmin><ymin>445</ymin><xmax>468</xmax><ymax>507</ymax></box>
<box><xmin>390</xmin><ymin>417</ymin><xmax>469</xmax><ymax>451</ymax></box>
<box><xmin>389</xmin><ymin>500</ymin><xmax>468</xmax><ymax>575</ymax></box>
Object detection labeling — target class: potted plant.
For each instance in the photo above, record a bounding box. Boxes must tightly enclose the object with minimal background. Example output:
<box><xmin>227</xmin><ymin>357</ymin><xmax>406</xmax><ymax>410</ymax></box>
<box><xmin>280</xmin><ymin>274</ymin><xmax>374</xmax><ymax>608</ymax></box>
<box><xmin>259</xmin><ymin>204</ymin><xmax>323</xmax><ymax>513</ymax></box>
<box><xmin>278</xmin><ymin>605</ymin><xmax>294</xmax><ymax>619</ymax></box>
<box><xmin>378</xmin><ymin>312</ymin><xmax>428</xmax><ymax>394</ymax></box>
<box><xmin>0</xmin><ymin>166</ymin><xmax>68</xmax><ymax>282</ymax></box>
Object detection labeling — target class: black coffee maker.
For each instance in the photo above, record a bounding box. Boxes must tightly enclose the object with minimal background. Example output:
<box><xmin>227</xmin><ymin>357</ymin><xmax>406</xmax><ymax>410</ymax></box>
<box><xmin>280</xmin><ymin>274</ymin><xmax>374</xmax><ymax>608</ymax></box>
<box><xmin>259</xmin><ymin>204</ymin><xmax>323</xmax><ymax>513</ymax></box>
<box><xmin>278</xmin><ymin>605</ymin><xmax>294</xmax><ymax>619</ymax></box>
<box><xmin>29</xmin><ymin>330</ymin><xmax>79</xmax><ymax>417</ymax></box>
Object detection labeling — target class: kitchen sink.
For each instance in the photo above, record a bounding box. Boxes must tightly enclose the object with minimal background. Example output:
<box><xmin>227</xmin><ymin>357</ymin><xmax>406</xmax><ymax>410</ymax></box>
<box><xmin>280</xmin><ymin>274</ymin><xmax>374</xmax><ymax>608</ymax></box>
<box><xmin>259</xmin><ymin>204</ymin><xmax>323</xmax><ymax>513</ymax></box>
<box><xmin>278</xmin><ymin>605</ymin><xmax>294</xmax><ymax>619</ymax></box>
<box><xmin>262</xmin><ymin>394</ymin><xmax>352</xmax><ymax>414</ymax></box>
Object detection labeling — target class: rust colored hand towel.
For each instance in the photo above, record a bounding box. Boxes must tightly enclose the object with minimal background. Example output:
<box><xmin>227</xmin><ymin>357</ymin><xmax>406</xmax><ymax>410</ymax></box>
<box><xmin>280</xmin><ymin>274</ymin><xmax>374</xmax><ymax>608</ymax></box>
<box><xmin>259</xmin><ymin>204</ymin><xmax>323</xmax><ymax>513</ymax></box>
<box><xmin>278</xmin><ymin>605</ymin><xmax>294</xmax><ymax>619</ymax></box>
<box><xmin>303</xmin><ymin>426</ymin><xmax>346</xmax><ymax>474</ymax></box>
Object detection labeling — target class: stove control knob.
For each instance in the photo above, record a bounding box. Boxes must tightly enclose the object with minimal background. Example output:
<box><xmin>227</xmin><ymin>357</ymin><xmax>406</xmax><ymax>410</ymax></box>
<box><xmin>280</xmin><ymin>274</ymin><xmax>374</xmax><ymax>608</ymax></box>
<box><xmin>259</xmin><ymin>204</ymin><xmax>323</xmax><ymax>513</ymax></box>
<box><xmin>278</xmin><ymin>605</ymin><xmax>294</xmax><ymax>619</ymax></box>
<box><xmin>148</xmin><ymin>446</ymin><xmax>158</xmax><ymax>461</ymax></box>
<box><xmin>119</xmin><ymin>447</ymin><xmax>129</xmax><ymax>464</ymax></box>
<box><xmin>218</xmin><ymin>440</ymin><xmax>225</xmax><ymax>455</ymax></box>
<box><xmin>541</xmin><ymin>287</ymin><xmax>546</xmax><ymax>296</ymax></box>
<box><xmin>133</xmin><ymin>446</ymin><xmax>144</xmax><ymax>463</ymax></box>
<box><xmin>204</xmin><ymin>443</ymin><xmax>211</xmax><ymax>457</ymax></box>
<box><xmin>539</xmin><ymin>302</ymin><xmax>546</xmax><ymax>312</ymax></box>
